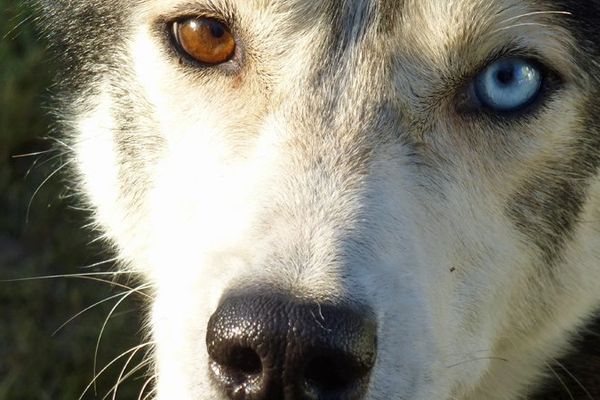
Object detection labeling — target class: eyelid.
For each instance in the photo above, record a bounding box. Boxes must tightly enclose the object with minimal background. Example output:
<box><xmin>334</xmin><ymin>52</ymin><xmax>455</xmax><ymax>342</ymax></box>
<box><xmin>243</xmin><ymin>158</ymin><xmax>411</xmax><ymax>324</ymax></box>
<box><xmin>463</xmin><ymin>45</ymin><xmax>548</xmax><ymax>86</ymax></box>
<box><xmin>158</xmin><ymin>2</ymin><xmax>238</xmax><ymax>32</ymax></box>
<box><xmin>489</xmin><ymin>46</ymin><xmax>565</xmax><ymax>88</ymax></box>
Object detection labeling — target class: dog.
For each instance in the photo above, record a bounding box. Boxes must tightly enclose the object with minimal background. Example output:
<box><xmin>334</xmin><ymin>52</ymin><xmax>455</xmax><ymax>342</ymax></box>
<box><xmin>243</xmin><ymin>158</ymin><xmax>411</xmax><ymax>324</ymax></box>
<box><xmin>36</xmin><ymin>0</ymin><xmax>600</xmax><ymax>399</ymax></box>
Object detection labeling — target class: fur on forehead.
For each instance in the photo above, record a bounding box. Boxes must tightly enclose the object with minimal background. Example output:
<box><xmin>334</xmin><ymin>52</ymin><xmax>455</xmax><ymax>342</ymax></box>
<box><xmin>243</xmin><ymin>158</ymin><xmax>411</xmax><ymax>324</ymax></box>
<box><xmin>140</xmin><ymin>0</ymin><xmax>579</xmax><ymax>70</ymax></box>
<box><xmin>394</xmin><ymin>0</ymin><xmax>579</xmax><ymax>79</ymax></box>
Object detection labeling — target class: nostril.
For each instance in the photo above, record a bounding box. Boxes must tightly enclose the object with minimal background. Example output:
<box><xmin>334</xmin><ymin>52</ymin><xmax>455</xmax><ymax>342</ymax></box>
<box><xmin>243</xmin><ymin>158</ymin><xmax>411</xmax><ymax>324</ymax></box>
<box><xmin>226</xmin><ymin>347</ymin><xmax>262</xmax><ymax>376</ymax></box>
<box><xmin>304</xmin><ymin>353</ymin><xmax>367</xmax><ymax>394</ymax></box>
<box><xmin>210</xmin><ymin>346</ymin><xmax>263</xmax><ymax>384</ymax></box>
<box><xmin>209</xmin><ymin>346</ymin><xmax>264</xmax><ymax>399</ymax></box>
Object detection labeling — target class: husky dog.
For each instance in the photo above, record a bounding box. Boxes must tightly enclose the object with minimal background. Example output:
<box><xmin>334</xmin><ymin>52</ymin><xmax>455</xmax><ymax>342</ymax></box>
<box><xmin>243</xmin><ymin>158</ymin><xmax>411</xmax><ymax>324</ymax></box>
<box><xmin>37</xmin><ymin>0</ymin><xmax>600</xmax><ymax>399</ymax></box>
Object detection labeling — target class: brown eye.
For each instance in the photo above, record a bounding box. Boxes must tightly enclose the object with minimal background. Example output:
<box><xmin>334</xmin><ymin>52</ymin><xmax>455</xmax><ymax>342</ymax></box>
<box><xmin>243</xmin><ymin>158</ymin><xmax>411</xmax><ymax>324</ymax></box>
<box><xmin>173</xmin><ymin>18</ymin><xmax>236</xmax><ymax>65</ymax></box>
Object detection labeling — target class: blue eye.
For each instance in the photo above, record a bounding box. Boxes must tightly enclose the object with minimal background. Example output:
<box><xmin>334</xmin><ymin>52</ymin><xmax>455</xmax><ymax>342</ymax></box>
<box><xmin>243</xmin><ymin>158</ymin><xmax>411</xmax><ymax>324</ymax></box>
<box><xmin>474</xmin><ymin>57</ymin><xmax>543</xmax><ymax>112</ymax></box>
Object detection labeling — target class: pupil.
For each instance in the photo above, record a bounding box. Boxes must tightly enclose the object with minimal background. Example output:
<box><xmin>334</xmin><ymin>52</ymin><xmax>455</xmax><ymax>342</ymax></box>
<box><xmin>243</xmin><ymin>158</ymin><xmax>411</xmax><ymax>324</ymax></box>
<box><xmin>495</xmin><ymin>67</ymin><xmax>515</xmax><ymax>86</ymax></box>
<box><xmin>208</xmin><ymin>21</ymin><xmax>225</xmax><ymax>38</ymax></box>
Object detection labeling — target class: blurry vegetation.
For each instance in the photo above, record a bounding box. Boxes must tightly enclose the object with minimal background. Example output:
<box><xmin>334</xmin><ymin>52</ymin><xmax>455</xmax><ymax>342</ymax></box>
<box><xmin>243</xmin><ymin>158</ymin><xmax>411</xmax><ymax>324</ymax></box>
<box><xmin>1</xmin><ymin>1</ymin><xmax>147</xmax><ymax>399</ymax></box>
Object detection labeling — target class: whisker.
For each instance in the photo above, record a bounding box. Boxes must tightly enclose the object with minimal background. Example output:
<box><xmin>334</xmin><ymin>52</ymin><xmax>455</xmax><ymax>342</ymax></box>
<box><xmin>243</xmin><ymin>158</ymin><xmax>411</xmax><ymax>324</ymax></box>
<box><xmin>93</xmin><ymin>283</ymin><xmax>153</xmax><ymax>393</ymax></box>
<box><xmin>45</xmin><ymin>136</ymin><xmax>76</xmax><ymax>153</ymax></box>
<box><xmin>446</xmin><ymin>356</ymin><xmax>509</xmax><ymax>369</ymax></box>
<box><xmin>78</xmin><ymin>341</ymin><xmax>155</xmax><ymax>400</ymax></box>
<box><xmin>142</xmin><ymin>387</ymin><xmax>158</xmax><ymax>400</ymax></box>
<box><xmin>26</xmin><ymin>160</ymin><xmax>72</xmax><ymax>224</ymax></box>
<box><xmin>89</xmin><ymin>234</ymin><xmax>113</xmax><ymax>246</ymax></box>
<box><xmin>11</xmin><ymin>149</ymin><xmax>57</xmax><ymax>159</ymax></box>
<box><xmin>445</xmin><ymin>348</ymin><xmax>494</xmax><ymax>358</ymax></box>
<box><xmin>552</xmin><ymin>359</ymin><xmax>595</xmax><ymax>400</ymax></box>
<box><xmin>67</xmin><ymin>205</ymin><xmax>95</xmax><ymax>212</ymax></box>
<box><xmin>70</xmin><ymin>276</ymin><xmax>152</xmax><ymax>298</ymax></box>
<box><xmin>52</xmin><ymin>289</ymin><xmax>146</xmax><ymax>337</ymax></box>
<box><xmin>107</xmin><ymin>353</ymin><xmax>153</xmax><ymax>400</ymax></box>
<box><xmin>138</xmin><ymin>375</ymin><xmax>158</xmax><ymax>400</ymax></box>
<box><xmin>491</xmin><ymin>22</ymin><xmax>555</xmax><ymax>35</ymax></box>
<box><xmin>1</xmin><ymin>271</ymin><xmax>132</xmax><ymax>283</ymax></box>
<box><xmin>24</xmin><ymin>151</ymin><xmax>68</xmax><ymax>180</ymax></box>
<box><xmin>545</xmin><ymin>361</ymin><xmax>576</xmax><ymax>400</ymax></box>
<box><xmin>3</xmin><ymin>13</ymin><xmax>34</xmax><ymax>40</ymax></box>
<box><xmin>499</xmin><ymin>10</ymin><xmax>572</xmax><ymax>26</ymax></box>
<box><xmin>24</xmin><ymin>157</ymin><xmax>43</xmax><ymax>181</ymax></box>
<box><xmin>79</xmin><ymin>257</ymin><xmax>120</xmax><ymax>270</ymax></box>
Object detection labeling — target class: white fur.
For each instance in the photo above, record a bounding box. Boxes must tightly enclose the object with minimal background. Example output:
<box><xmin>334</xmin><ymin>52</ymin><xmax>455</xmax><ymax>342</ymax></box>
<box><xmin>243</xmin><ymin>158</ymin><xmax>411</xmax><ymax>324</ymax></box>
<box><xmin>68</xmin><ymin>1</ymin><xmax>600</xmax><ymax>399</ymax></box>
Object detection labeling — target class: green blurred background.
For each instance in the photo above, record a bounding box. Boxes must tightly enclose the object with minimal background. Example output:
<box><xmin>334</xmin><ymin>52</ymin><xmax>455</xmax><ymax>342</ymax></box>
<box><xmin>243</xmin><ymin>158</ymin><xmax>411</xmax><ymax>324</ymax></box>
<box><xmin>1</xmin><ymin>1</ymin><xmax>147</xmax><ymax>399</ymax></box>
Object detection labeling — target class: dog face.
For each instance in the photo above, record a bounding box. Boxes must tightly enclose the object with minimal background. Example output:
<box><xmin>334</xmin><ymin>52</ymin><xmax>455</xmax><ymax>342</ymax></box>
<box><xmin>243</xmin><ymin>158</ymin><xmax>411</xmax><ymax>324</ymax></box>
<box><xmin>39</xmin><ymin>0</ymin><xmax>600</xmax><ymax>398</ymax></box>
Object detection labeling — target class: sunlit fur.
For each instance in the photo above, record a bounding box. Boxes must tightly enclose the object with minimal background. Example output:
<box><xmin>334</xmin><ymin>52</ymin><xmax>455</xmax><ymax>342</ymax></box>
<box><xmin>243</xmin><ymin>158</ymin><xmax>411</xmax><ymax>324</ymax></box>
<box><xmin>38</xmin><ymin>0</ymin><xmax>600</xmax><ymax>398</ymax></box>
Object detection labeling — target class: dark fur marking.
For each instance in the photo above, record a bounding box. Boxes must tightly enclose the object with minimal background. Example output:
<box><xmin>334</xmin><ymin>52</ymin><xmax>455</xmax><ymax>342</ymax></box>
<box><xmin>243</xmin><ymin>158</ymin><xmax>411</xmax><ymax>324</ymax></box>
<box><xmin>35</xmin><ymin>0</ymin><xmax>132</xmax><ymax>94</ymax></box>
<box><xmin>507</xmin><ymin>1</ymin><xmax>600</xmax><ymax>268</ymax></box>
<box><xmin>36</xmin><ymin>0</ymin><xmax>166</xmax><ymax>204</ymax></box>
<box><xmin>376</xmin><ymin>0</ymin><xmax>403</xmax><ymax>33</ymax></box>
<box><xmin>507</xmin><ymin>4</ymin><xmax>600</xmax><ymax>394</ymax></box>
<box><xmin>531</xmin><ymin>314</ymin><xmax>600</xmax><ymax>399</ymax></box>
<box><xmin>323</xmin><ymin>1</ymin><xmax>375</xmax><ymax>60</ymax></box>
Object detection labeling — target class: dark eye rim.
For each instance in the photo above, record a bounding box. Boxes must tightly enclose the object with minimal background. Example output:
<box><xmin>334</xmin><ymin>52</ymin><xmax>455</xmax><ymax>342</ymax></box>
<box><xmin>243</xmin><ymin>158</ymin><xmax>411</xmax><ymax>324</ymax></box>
<box><xmin>159</xmin><ymin>15</ymin><xmax>243</xmax><ymax>74</ymax></box>
<box><xmin>455</xmin><ymin>50</ymin><xmax>564</xmax><ymax>120</ymax></box>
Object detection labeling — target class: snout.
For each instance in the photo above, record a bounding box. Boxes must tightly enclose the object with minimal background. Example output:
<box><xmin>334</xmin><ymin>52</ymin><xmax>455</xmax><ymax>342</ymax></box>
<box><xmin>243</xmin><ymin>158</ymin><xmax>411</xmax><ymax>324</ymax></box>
<box><xmin>206</xmin><ymin>291</ymin><xmax>377</xmax><ymax>400</ymax></box>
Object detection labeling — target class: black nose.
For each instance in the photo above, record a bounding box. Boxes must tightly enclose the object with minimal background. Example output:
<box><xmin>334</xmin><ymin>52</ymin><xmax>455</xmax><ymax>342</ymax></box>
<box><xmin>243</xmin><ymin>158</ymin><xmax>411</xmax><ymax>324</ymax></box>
<box><xmin>206</xmin><ymin>291</ymin><xmax>377</xmax><ymax>400</ymax></box>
